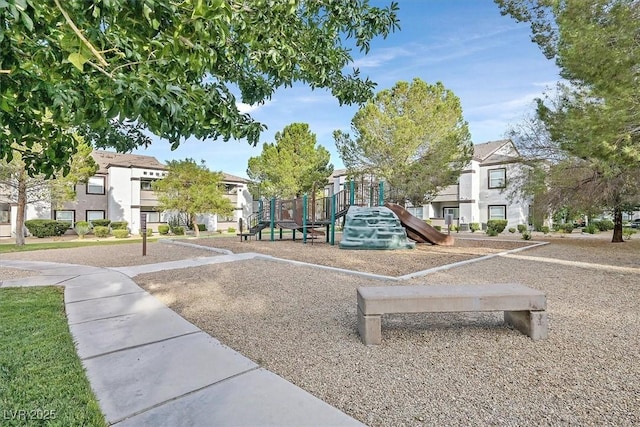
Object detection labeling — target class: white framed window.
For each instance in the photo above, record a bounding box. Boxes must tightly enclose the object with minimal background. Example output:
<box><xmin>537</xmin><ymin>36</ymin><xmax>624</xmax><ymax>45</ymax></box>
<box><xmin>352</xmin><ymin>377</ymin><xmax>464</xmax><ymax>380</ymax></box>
<box><xmin>488</xmin><ymin>168</ymin><xmax>506</xmax><ymax>189</ymax></box>
<box><xmin>488</xmin><ymin>205</ymin><xmax>506</xmax><ymax>220</ymax></box>
<box><xmin>0</xmin><ymin>203</ymin><xmax>9</xmax><ymax>223</ymax></box>
<box><xmin>140</xmin><ymin>180</ymin><xmax>153</xmax><ymax>191</ymax></box>
<box><xmin>55</xmin><ymin>210</ymin><xmax>75</xmax><ymax>227</ymax></box>
<box><xmin>87</xmin><ymin>210</ymin><xmax>105</xmax><ymax>222</ymax></box>
<box><xmin>87</xmin><ymin>176</ymin><xmax>105</xmax><ymax>195</ymax></box>
<box><xmin>142</xmin><ymin>211</ymin><xmax>160</xmax><ymax>222</ymax></box>
<box><xmin>443</xmin><ymin>207</ymin><xmax>459</xmax><ymax>219</ymax></box>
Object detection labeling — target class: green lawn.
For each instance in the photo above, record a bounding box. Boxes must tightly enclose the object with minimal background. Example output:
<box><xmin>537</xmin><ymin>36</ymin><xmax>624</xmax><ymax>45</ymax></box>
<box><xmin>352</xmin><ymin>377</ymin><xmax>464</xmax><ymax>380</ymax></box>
<box><xmin>0</xmin><ymin>287</ymin><xmax>107</xmax><ymax>427</ymax></box>
<box><xmin>0</xmin><ymin>238</ymin><xmax>158</xmax><ymax>254</ymax></box>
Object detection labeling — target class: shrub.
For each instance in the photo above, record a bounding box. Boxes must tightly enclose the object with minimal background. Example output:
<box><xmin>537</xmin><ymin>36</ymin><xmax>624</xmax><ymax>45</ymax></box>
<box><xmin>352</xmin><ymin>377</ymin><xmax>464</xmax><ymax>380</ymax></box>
<box><xmin>24</xmin><ymin>219</ymin><xmax>70</xmax><ymax>238</ymax></box>
<box><xmin>110</xmin><ymin>221</ymin><xmax>128</xmax><ymax>230</ymax></box>
<box><xmin>434</xmin><ymin>225</ymin><xmax>442</xmax><ymax>231</ymax></box>
<box><xmin>487</xmin><ymin>219</ymin><xmax>507</xmax><ymax>234</ymax></box>
<box><xmin>562</xmin><ymin>224</ymin><xmax>574</xmax><ymax>234</ymax></box>
<box><xmin>593</xmin><ymin>219</ymin><xmax>614</xmax><ymax>231</ymax></box>
<box><xmin>158</xmin><ymin>224</ymin><xmax>170</xmax><ymax>235</ymax></box>
<box><xmin>75</xmin><ymin>221</ymin><xmax>90</xmax><ymax>238</ymax></box>
<box><xmin>172</xmin><ymin>226</ymin><xmax>185</xmax><ymax>235</ymax></box>
<box><xmin>197</xmin><ymin>223</ymin><xmax>207</xmax><ymax>231</ymax></box>
<box><xmin>469</xmin><ymin>222</ymin><xmax>480</xmax><ymax>233</ymax></box>
<box><xmin>517</xmin><ymin>224</ymin><xmax>527</xmax><ymax>233</ymax></box>
<box><xmin>541</xmin><ymin>226</ymin><xmax>550</xmax><ymax>234</ymax></box>
<box><xmin>93</xmin><ymin>226</ymin><xmax>110</xmax><ymax>238</ymax></box>
<box><xmin>521</xmin><ymin>230</ymin><xmax>532</xmax><ymax>240</ymax></box>
<box><xmin>486</xmin><ymin>228</ymin><xmax>498</xmax><ymax>236</ymax></box>
<box><xmin>113</xmin><ymin>229</ymin><xmax>130</xmax><ymax>238</ymax></box>
<box><xmin>451</xmin><ymin>225</ymin><xmax>459</xmax><ymax>232</ymax></box>
<box><xmin>227</xmin><ymin>227</ymin><xmax>236</xmax><ymax>233</ymax></box>
<box><xmin>91</xmin><ymin>219</ymin><xmax>111</xmax><ymax>227</ymax></box>
<box><xmin>140</xmin><ymin>228</ymin><xmax>153</xmax><ymax>237</ymax></box>
<box><xmin>508</xmin><ymin>227</ymin><xmax>516</xmax><ymax>234</ymax></box>
<box><xmin>583</xmin><ymin>224</ymin><xmax>598</xmax><ymax>234</ymax></box>
<box><xmin>623</xmin><ymin>228</ymin><xmax>637</xmax><ymax>240</ymax></box>
<box><xmin>216</xmin><ymin>229</ymin><xmax>223</xmax><ymax>234</ymax></box>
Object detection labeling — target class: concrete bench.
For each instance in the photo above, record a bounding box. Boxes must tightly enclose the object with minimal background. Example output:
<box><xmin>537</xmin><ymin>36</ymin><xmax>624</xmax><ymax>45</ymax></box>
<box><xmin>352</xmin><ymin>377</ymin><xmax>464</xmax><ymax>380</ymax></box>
<box><xmin>357</xmin><ymin>284</ymin><xmax>548</xmax><ymax>345</ymax></box>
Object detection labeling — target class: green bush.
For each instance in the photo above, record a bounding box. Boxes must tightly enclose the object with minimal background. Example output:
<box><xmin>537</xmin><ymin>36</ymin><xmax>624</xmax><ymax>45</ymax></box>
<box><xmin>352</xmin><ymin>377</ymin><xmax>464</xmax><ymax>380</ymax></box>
<box><xmin>75</xmin><ymin>221</ymin><xmax>90</xmax><ymax>238</ymax></box>
<box><xmin>486</xmin><ymin>228</ymin><xmax>499</xmax><ymax>236</ymax></box>
<box><xmin>623</xmin><ymin>228</ymin><xmax>637</xmax><ymax>240</ymax></box>
<box><xmin>434</xmin><ymin>225</ymin><xmax>442</xmax><ymax>231</ymax></box>
<box><xmin>90</xmin><ymin>219</ymin><xmax>111</xmax><ymax>227</ymax></box>
<box><xmin>158</xmin><ymin>224</ymin><xmax>170</xmax><ymax>235</ymax></box>
<box><xmin>140</xmin><ymin>228</ymin><xmax>153</xmax><ymax>237</ymax></box>
<box><xmin>517</xmin><ymin>224</ymin><xmax>527</xmax><ymax>233</ymax></box>
<box><xmin>469</xmin><ymin>222</ymin><xmax>480</xmax><ymax>233</ymax></box>
<box><xmin>227</xmin><ymin>227</ymin><xmax>236</xmax><ymax>233</ymax></box>
<box><xmin>172</xmin><ymin>226</ymin><xmax>185</xmax><ymax>235</ymax></box>
<box><xmin>541</xmin><ymin>226</ymin><xmax>550</xmax><ymax>234</ymax></box>
<box><xmin>508</xmin><ymin>227</ymin><xmax>516</xmax><ymax>234</ymax></box>
<box><xmin>110</xmin><ymin>221</ymin><xmax>128</xmax><ymax>230</ymax></box>
<box><xmin>24</xmin><ymin>219</ymin><xmax>70</xmax><ymax>238</ymax></box>
<box><xmin>487</xmin><ymin>219</ymin><xmax>508</xmax><ymax>234</ymax></box>
<box><xmin>583</xmin><ymin>224</ymin><xmax>598</xmax><ymax>234</ymax></box>
<box><xmin>451</xmin><ymin>225</ymin><xmax>459</xmax><ymax>232</ymax></box>
<box><xmin>113</xmin><ymin>229</ymin><xmax>130</xmax><ymax>238</ymax></box>
<box><xmin>93</xmin><ymin>226</ymin><xmax>110</xmax><ymax>238</ymax></box>
<box><xmin>197</xmin><ymin>223</ymin><xmax>207</xmax><ymax>231</ymax></box>
<box><xmin>563</xmin><ymin>224</ymin><xmax>574</xmax><ymax>234</ymax></box>
<box><xmin>521</xmin><ymin>230</ymin><xmax>532</xmax><ymax>240</ymax></box>
<box><xmin>593</xmin><ymin>219</ymin><xmax>614</xmax><ymax>231</ymax></box>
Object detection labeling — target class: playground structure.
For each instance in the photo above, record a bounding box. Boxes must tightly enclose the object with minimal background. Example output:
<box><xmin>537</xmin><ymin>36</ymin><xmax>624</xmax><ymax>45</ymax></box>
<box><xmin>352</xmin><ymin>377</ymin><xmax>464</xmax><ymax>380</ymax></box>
<box><xmin>238</xmin><ymin>181</ymin><xmax>454</xmax><ymax>247</ymax></box>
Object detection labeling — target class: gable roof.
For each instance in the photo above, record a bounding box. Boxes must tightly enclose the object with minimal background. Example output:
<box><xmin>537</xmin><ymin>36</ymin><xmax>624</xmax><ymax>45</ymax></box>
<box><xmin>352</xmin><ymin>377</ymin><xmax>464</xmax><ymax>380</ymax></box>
<box><xmin>472</xmin><ymin>139</ymin><xmax>513</xmax><ymax>162</ymax></box>
<box><xmin>222</xmin><ymin>172</ymin><xmax>249</xmax><ymax>184</ymax></box>
<box><xmin>92</xmin><ymin>150</ymin><xmax>166</xmax><ymax>173</ymax></box>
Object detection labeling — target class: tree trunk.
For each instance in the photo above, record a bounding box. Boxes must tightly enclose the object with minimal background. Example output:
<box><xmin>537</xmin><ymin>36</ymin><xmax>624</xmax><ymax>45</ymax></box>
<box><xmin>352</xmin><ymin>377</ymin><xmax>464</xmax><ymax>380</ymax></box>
<box><xmin>611</xmin><ymin>206</ymin><xmax>624</xmax><ymax>243</ymax></box>
<box><xmin>15</xmin><ymin>170</ymin><xmax>27</xmax><ymax>246</ymax></box>
<box><xmin>192</xmin><ymin>213</ymin><xmax>200</xmax><ymax>238</ymax></box>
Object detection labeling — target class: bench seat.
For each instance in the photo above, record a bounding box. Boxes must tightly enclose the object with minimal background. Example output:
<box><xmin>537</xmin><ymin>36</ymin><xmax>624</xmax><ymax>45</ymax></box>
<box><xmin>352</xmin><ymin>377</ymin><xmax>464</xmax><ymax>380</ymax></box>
<box><xmin>357</xmin><ymin>284</ymin><xmax>548</xmax><ymax>345</ymax></box>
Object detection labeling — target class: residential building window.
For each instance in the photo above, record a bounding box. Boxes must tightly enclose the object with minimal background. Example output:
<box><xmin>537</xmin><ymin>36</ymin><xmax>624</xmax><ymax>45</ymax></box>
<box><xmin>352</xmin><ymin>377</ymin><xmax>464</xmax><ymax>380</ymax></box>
<box><xmin>443</xmin><ymin>207</ymin><xmax>459</xmax><ymax>219</ymax></box>
<box><xmin>141</xmin><ymin>211</ymin><xmax>160</xmax><ymax>222</ymax></box>
<box><xmin>0</xmin><ymin>203</ymin><xmax>10</xmax><ymax>223</ymax></box>
<box><xmin>488</xmin><ymin>205</ymin><xmax>506</xmax><ymax>220</ymax></box>
<box><xmin>488</xmin><ymin>168</ymin><xmax>506</xmax><ymax>189</ymax></box>
<box><xmin>55</xmin><ymin>210</ymin><xmax>75</xmax><ymax>227</ymax></box>
<box><xmin>86</xmin><ymin>210</ymin><xmax>105</xmax><ymax>222</ymax></box>
<box><xmin>407</xmin><ymin>207</ymin><xmax>423</xmax><ymax>219</ymax></box>
<box><xmin>87</xmin><ymin>176</ymin><xmax>105</xmax><ymax>195</ymax></box>
<box><xmin>140</xmin><ymin>180</ymin><xmax>154</xmax><ymax>191</ymax></box>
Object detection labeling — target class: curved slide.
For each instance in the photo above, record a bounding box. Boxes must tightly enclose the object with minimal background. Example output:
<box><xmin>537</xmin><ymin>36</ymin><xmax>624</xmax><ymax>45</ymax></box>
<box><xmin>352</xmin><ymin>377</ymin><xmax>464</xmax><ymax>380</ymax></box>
<box><xmin>384</xmin><ymin>202</ymin><xmax>455</xmax><ymax>246</ymax></box>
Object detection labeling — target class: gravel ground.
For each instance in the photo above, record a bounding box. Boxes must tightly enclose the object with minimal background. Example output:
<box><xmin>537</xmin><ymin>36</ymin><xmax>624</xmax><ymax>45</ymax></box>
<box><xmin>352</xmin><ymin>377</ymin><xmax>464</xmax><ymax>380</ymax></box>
<box><xmin>3</xmin><ymin>233</ymin><xmax>639</xmax><ymax>425</ymax></box>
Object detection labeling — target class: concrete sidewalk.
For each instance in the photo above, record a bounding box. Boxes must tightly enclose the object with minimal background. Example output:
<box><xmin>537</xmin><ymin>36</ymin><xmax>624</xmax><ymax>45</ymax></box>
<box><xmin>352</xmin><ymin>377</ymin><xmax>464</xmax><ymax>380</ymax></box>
<box><xmin>1</xmin><ymin>258</ymin><xmax>364</xmax><ymax>426</ymax></box>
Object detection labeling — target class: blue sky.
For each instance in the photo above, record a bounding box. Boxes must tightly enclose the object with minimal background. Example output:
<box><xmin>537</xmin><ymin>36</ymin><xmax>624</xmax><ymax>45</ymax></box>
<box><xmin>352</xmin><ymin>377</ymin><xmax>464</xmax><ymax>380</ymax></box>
<box><xmin>132</xmin><ymin>0</ymin><xmax>560</xmax><ymax>178</ymax></box>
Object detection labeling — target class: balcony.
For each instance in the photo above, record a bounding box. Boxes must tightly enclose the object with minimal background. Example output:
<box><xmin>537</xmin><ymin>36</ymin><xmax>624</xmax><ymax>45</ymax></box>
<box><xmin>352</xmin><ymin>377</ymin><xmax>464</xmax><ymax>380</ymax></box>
<box><xmin>140</xmin><ymin>190</ymin><xmax>160</xmax><ymax>207</ymax></box>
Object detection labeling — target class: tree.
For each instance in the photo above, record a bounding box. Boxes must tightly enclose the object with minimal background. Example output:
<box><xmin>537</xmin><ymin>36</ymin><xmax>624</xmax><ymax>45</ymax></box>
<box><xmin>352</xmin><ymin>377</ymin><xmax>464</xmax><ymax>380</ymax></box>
<box><xmin>0</xmin><ymin>141</ymin><xmax>97</xmax><ymax>245</ymax></box>
<box><xmin>246</xmin><ymin>123</ymin><xmax>334</xmax><ymax>199</ymax></box>
<box><xmin>496</xmin><ymin>0</ymin><xmax>640</xmax><ymax>242</ymax></box>
<box><xmin>1</xmin><ymin>0</ymin><xmax>400</xmax><ymax>177</ymax></box>
<box><xmin>334</xmin><ymin>78</ymin><xmax>473</xmax><ymax>205</ymax></box>
<box><xmin>152</xmin><ymin>159</ymin><xmax>234</xmax><ymax>237</ymax></box>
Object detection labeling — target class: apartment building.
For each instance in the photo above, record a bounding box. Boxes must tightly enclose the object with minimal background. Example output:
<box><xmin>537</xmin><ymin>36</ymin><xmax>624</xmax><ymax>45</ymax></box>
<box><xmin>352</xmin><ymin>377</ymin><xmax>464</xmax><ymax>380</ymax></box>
<box><xmin>0</xmin><ymin>151</ymin><xmax>251</xmax><ymax>237</ymax></box>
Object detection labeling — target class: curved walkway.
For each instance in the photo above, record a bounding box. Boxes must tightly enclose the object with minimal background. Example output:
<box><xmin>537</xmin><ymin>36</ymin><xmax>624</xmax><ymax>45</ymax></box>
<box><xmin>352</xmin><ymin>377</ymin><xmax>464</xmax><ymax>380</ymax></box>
<box><xmin>0</xmin><ymin>241</ymin><xmax>546</xmax><ymax>426</ymax></box>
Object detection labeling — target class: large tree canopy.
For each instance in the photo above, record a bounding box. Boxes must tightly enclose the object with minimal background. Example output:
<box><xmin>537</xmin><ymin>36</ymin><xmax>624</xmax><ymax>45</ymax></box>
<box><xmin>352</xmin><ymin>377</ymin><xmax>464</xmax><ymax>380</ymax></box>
<box><xmin>334</xmin><ymin>78</ymin><xmax>473</xmax><ymax>206</ymax></box>
<box><xmin>497</xmin><ymin>0</ymin><xmax>640</xmax><ymax>242</ymax></box>
<box><xmin>152</xmin><ymin>159</ymin><xmax>234</xmax><ymax>237</ymax></box>
<box><xmin>1</xmin><ymin>0</ymin><xmax>400</xmax><ymax>177</ymax></box>
<box><xmin>247</xmin><ymin>123</ymin><xmax>334</xmax><ymax>199</ymax></box>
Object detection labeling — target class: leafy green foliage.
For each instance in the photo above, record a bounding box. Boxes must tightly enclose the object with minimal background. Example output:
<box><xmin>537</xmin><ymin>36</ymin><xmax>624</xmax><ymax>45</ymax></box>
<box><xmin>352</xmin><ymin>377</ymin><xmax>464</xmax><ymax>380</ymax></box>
<box><xmin>90</xmin><ymin>219</ymin><xmax>111</xmax><ymax>227</ymax></box>
<box><xmin>172</xmin><ymin>226</ymin><xmax>185</xmax><ymax>236</ymax></box>
<box><xmin>487</xmin><ymin>219</ymin><xmax>508</xmax><ymax>234</ymax></box>
<box><xmin>517</xmin><ymin>224</ymin><xmax>527</xmax><ymax>233</ymax></box>
<box><xmin>158</xmin><ymin>224</ymin><xmax>170</xmax><ymax>235</ymax></box>
<box><xmin>498</xmin><ymin>0</ymin><xmax>640</xmax><ymax>242</ymax></box>
<box><xmin>247</xmin><ymin>123</ymin><xmax>334</xmax><ymax>198</ymax></box>
<box><xmin>508</xmin><ymin>227</ymin><xmax>516</xmax><ymax>233</ymax></box>
<box><xmin>0</xmin><ymin>287</ymin><xmax>107</xmax><ymax>427</ymax></box>
<box><xmin>110</xmin><ymin>221</ymin><xmax>128</xmax><ymax>230</ymax></box>
<box><xmin>1</xmin><ymin>0</ymin><xmax>400</xmax><ymax>176</ymax></box>
<box><xmin>93</xmin><ymin>226</ymin><xmax>110</xmax><ymax>238</ymax></box>
<box><xmin>334</xmin><ymin>78</ymin><xmax>473</xmax><ymax>205</ymax></box>
<box><xmin>23</xmin><ymin>219</ymin><xmax>69</xmax><ymax>238</ymax></box>
<box><xmin>153</xmin><ymin>159</ymin><xmax>233</xmax><ymax>237</ymax></box>
<box><xmin>112</xmin><ymin>229</ymin><xmax>129</xmax><ymax>238</ymax></box>
<box><xmin>74</xmin><ymin>221</ymin><xmax>90</xmax><ymax>238</ymax></box>
<box><xmin>469</xmin><ymin>222</ymin><xmax>481</xmax><ymax>232</ymax></box>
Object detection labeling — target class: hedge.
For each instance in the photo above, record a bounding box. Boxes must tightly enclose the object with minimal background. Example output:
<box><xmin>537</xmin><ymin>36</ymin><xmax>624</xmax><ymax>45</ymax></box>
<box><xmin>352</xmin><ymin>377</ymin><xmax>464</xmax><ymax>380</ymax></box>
<box><xmin>24</xmin><ymin>219</ymin><xmax>70</xmax><ymax>238</ymax></box>
<box><xmin>110</xmin><ymin>221</ymin><xmax>128</xmax><ymax>230</ymax></box>
<box><xmin>93</xmin><ymin>226</ymin><xmax>110</xmax><ymax>238</ymax></box>
<box><xmin>486</xmin><ymin>219</ymin><xmax>508</xmax><ymax>234</ymax></box>
<box><xmin>91</xmin><ymin>219</ymin><xmax>111</xmax><ymax>227</ymax></box>
<box><xmin>113</xmin><ymin>229</ymin><xmax>130</xmax><ymax>238</ymax></box>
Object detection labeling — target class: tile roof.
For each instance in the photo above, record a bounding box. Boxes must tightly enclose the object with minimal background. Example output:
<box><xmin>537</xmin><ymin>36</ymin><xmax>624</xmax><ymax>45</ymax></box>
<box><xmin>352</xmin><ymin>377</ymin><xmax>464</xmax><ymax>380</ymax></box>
<box><xmin>472</xmin><ymin>139</ymin><xmax>511</xmax><ymax>162</ymax></box>
<box><xmin>222</xmin><ymin>172</ymin><xmax>249</xmax><ymax>183</ymax></box>
<box><xmin>91</xmin><ymin>150</ymin><xmax>166</xmax><ymax>173</ymax></box>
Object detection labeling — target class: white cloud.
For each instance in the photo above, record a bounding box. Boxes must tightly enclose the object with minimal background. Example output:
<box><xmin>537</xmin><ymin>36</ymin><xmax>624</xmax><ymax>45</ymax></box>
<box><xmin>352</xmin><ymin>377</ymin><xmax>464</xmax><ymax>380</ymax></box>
<box><xmin>236</xmin><ymin>100</ymin><xmax>272</xmax><ymax>114</ymax></box>
<box><xmin>351</xmin><ymin>46</ymin><xmax>414</xmax><ymax>68</ymax></box>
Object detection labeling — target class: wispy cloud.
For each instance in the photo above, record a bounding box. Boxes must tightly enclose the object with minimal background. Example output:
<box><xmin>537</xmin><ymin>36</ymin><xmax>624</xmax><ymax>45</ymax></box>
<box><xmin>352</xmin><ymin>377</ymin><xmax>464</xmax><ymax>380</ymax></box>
<box><xmin>237</xmin><ymin>101</ymin><xmax>271</xmax><ymax>114</ymax></box>
<box><xmin>351</xmin><ymin>46</ymin><xmax>414</xmax><ymax>68</ymax></box>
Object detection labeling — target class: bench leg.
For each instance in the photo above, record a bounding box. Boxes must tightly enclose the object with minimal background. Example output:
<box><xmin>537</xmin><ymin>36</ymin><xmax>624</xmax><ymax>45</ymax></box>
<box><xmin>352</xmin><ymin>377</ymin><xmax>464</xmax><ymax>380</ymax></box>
<box><xmin>357</xmin><ymin>306</ymin><xmax>382</xmax><ymax>345</ymax></box>
<box><xmin>504</xmin><ymin>310</ymin><xmax>548</xmax><ymax>340</ymax></box>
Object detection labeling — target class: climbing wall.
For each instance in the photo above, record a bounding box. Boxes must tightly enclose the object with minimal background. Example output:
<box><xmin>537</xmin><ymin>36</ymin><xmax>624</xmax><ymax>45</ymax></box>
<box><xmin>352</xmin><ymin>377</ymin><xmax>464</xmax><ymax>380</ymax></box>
<box><xmin>339</xmin><ymin>206</ymin><xmax>415</xmax><ymax>250</ymax></box>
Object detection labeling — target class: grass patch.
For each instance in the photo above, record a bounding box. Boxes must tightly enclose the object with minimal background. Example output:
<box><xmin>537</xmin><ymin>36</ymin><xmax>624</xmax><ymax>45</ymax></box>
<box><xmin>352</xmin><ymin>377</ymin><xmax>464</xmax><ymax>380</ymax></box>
<box><xmin>0</xmin><ymin>238</ymin><xmax>158</xmax><ymax>254</ymax></box>
<box><xmin>0</xmin><ymin>287</ymin><xmax>106</xmax><ymax>427</ymax></box>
